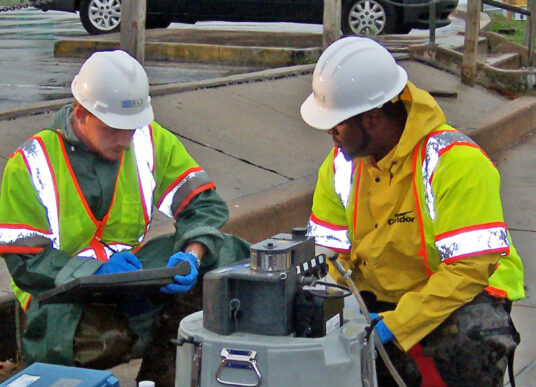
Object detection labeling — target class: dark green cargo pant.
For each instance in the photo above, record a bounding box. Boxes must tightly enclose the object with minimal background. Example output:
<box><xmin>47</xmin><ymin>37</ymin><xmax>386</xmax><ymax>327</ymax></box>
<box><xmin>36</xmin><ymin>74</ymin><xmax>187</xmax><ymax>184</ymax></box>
<box><xmin>366</xmin><ymin>292</ymin><xmax>520</xmax><ymax>387</ymax></box>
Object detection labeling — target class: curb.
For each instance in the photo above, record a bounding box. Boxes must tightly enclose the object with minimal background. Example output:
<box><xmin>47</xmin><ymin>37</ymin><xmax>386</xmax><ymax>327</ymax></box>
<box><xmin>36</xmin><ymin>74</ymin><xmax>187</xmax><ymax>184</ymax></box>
<box><xmin>222</xmin><ymin>174</ymin><xmax>318</xmax><ymax>243</ymax></box>
<box><xmin>54</xmin><ymin>39</ymin><xmax>322</xmax><ymax>67</ymax></box>
<box><xmin>464</xmin><ymin>96</ymin><xmax>536</xmax><ymax>155</ymax></box>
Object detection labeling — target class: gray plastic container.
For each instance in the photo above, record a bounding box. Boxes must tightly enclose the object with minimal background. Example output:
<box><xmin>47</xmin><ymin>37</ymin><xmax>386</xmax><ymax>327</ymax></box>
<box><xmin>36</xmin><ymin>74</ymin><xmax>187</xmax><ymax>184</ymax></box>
<box><xmin>176</xmin><ymin>311</ymin><xmax>377</xmax><ymax>387</ymax></box>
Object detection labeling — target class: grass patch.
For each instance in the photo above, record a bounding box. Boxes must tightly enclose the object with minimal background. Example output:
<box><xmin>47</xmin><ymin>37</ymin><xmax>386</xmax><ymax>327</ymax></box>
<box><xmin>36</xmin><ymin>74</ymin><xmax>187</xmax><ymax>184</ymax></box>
<box><xmin>485</xmin><ymin>11</ymin><xmax>527</xmax><ymax>45</ymax></box>
<box><xmin>0</xmin><ymin>0</ymin><xmax>30</xmax><ymax>5</ymax></box>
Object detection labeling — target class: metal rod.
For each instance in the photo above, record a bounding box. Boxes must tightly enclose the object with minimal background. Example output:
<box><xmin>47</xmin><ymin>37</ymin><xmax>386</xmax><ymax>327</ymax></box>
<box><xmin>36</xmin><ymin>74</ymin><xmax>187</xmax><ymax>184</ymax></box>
<box><xmin>329</xmin><ymin>255</ymin><xmax>407</xmax><ymax>387</ymax></box>
<box><xmin>530</xmin><ymin>10</ymin><xmax>535</xmax><ymax>67</ymax></box>
<box><xmin>428</xmin><ymin>0</ymin><xmax>437</xmax><ymax>46</ymax></box>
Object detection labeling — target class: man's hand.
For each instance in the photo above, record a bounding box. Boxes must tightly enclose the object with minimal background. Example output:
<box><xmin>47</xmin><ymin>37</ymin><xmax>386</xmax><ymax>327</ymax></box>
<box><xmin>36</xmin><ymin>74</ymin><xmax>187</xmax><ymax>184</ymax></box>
<box><xmin>369</xmin><ymin>312</ymin><xmax>395</xmax><ymax>344</ymax></box>
<box><xmin>94</xmin><ymin>252</ymin><xmax>142</xmax><ymax>275</ymax></box>
<box><xmin>160</xmin><ymin>252</ymin><xmax>199</xmax><ymax>294</ymax></box>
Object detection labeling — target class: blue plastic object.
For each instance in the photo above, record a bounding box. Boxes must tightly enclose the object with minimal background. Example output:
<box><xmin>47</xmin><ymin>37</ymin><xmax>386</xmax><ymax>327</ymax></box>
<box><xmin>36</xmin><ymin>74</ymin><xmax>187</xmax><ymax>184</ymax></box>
<box><xmin>95</xmin><ymin>251</ymin><xmax>142</xmax><ymax>275</ymax></box>
<box><xmin>0</xmin><ymin>362</ymin><xmax>119</xmax><ymax>387</ymax></box>
<box><xmin>369</xmin><ymin>312</ymin><xmax>395</xmax><ymax>344</ymax></box>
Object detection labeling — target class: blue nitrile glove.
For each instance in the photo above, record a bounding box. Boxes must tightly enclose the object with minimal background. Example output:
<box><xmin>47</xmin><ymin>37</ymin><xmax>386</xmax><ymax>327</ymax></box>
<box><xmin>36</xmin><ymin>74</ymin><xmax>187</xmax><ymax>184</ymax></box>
<box><xmin>160</xmin><ymin>252</ymin><xmax>199</xmax><ymax>294</ymax></box>
<box><xmin>369</xmin><ymin>313</ymin><xmax>395</xmax><ymax>344</ymax></box>
<box><xmin>94</xmin><ymin>252</ymin><xmax>142</xmax><ymax>275</ymax></box>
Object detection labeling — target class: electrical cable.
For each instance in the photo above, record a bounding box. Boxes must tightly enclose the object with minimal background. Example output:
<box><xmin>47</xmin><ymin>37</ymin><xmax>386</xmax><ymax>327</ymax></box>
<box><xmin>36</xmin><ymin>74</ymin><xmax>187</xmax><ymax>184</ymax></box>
<box><xmin>328</xmin><ymin>253</ymin><xmax>407</xmax><ymax>387</ymax></box>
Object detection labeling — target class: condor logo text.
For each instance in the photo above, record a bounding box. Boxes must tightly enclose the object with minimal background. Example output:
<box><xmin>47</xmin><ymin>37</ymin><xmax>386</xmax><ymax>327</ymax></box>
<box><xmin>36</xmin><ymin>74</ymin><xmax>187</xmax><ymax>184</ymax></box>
<box><xmin>388</xmin><ymin>211</ymin><xmax>415</xmax><ymax>225</ymax></box>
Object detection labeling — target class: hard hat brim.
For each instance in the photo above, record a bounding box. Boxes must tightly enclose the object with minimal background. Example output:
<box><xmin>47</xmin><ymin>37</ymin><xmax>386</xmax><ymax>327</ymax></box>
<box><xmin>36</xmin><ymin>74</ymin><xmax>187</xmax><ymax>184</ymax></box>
<box><xmin>96</xmin><ymin>106</ymin><xmax>155</xmax><ymax>130</ymax></box>
<box><xmin>300</xmin><ymin>92</ymin><xmax>358</xmax><ymax>131</ymax></box>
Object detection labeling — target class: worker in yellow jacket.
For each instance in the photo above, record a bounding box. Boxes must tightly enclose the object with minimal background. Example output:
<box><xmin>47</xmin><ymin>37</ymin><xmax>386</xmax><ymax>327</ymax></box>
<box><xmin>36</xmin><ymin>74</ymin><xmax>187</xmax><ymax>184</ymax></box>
<box><xmin>301</xmin><ymin>37</ymin><xmax>524</xmax><ymax>387</ymax></box>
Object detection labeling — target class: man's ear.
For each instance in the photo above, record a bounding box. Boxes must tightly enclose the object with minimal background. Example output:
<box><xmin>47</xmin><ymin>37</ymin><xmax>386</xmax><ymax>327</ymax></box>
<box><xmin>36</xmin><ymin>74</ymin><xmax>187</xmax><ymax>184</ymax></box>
<box><xmin>361</xmin><ymin>108</ymin><xmax>383</xmax><ymax>127</ymax></box>
<box><xmin>72</xmin><ymin>103</ymin><xmax>89</xmax><ymax>124</ymax></box>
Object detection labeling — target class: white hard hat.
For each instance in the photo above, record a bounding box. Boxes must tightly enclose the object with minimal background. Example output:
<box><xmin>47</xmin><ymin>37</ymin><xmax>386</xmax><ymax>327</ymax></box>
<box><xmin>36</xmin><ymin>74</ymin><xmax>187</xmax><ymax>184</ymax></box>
<box><xmin>71</xmin><ymin>50</ymin><xmax>154</xmax><ymax>130</ymax></box>
<box><xmin>301</xmin><ymin>37</ymin><xmax>408</xmax><ymax>130</ymax></box>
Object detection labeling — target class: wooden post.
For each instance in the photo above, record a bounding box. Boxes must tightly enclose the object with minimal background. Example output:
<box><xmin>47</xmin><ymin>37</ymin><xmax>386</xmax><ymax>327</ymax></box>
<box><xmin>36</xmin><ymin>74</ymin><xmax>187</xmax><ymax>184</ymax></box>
<box><xmin>323</xmin><ymin>0</ymin><xmax>342</xmax><ymax>49</ymax></box>
<box><xmin>529</xmin><ymin>0</ymin><xmax>536</xmax><ymax>66</ymax></box>
<box><xmin>522</xmin><ymin>0</ymin><xmax>536</xmax><ymax>66</ymax></box>
<box><xmin>462</xmin><ymin>0</ymin><xmax>481</xmax><ymax>85</ymax></box>
<box><xmin>120</xmin><ymin>0</ymin><xmax>146</xmax><ymax>64</ymax></box>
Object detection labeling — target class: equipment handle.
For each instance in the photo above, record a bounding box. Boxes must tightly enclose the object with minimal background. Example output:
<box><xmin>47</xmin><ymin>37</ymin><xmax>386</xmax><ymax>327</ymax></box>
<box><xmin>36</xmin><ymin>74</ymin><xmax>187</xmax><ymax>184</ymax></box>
<box><xmin>215</xmin><ymin>349</ymin><xmax>262</xmax><ymax>387</ymax></box>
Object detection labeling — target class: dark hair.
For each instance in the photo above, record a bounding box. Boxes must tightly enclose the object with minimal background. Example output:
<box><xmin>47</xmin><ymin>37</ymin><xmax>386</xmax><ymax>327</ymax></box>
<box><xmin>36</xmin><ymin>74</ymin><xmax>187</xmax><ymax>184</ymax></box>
<box><xmin>380</xmin><ymin>97</ymin><xmax>407</xmax><ymax>124</ymax></box>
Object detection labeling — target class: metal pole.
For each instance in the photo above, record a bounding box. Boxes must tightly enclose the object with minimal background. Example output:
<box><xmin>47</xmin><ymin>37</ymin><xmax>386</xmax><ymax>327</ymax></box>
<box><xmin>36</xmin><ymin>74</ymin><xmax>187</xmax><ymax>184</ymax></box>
<box><xmin>428</xmin><ymin>0</ymin><xmax>437</xmax><ymax>46</ymax></box>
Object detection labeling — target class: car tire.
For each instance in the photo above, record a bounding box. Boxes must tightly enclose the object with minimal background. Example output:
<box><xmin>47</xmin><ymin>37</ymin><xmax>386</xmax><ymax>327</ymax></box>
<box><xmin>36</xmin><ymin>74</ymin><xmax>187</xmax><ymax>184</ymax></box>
<box><xmin>342</xmin><ymin>0</ymin><xmax>397</xmax><ymax>36</ymax></box>
<box><xmin>79</xmin><ymin>0</ymin><xmax>121</xmax><ymax>35</ymax></box>
<box><xmin>145</xmin><ymin>15</ymin><xmax>173</xmax><ymax>29</ymax></box>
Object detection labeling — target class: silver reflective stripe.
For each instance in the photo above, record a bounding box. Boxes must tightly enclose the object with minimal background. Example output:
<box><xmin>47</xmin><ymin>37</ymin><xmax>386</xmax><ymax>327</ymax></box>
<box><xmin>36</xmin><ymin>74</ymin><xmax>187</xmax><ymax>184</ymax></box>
<box><xmin>421</xmin><ymin>131</ymin><xmax>475</xmax><ymax>220</ymax></box>
<box><xmin>132</xmin><ymin>126</ymin><xmax>156</xmax><ymax>224</ymax></box>
<box><xmin>158</xmin><ymin>169</ymin><xmax>211</xmax><ymax>218</ymax></box>
<box><xmin>333</xmin><ymin>150</ymin><xmax>353</xmax><ymax>208</ymax></box>
<box><xmin>436</xmin><ymin>225</ymin><xmax>509</xmax><ymax>262</ymax></box>
<box><xmin>21</xmin><ymin>139</ymin><xmax>60</xmax><ymax>249</ymax></box>
<box><xmin>0</xmin><ymin>227</ymin><xmax>53</xmax><ymax>247</ymax></box>
<box><xmin>307</xmin><ymin>218</ymin><xmax>351</xmax><ymax>251</ymax></box>
<box><xmin>77</xmin><ymin>243</ymin><xmax>132</xmax><ymax>260</ymax></box>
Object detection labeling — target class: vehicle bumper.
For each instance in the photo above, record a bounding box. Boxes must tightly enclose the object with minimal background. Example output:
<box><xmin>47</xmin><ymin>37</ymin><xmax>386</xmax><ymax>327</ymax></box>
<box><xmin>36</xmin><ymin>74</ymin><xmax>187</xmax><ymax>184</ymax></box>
<box><xmin>30</xmin><ymin>0</ymin><xmax>76</xmax><ymax>12</ymax></box>
<box><xmin>402</xmin><ymin>0</ymin><xmax>459</xmax><ymax>29</ymax></box>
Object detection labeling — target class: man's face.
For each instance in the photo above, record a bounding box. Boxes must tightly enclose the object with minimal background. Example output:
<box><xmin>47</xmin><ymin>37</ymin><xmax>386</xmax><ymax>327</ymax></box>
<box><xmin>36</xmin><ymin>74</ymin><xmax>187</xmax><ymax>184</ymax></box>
<box><xmin>327</xmin><ymin>114</ymin><xmax>371</xmax><ymax>161</ymax></box>
<box><xmin>74</xmin><ymin>107</ymin><xmax>135</xmax><ymax>161</ymax></box>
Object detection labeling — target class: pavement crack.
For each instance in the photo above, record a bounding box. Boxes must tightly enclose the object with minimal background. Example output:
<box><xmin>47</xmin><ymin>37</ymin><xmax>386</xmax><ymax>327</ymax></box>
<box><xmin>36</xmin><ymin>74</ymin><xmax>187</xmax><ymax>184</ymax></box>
<box><xmin>171</xmin><ymin>131</ymin><xmax>294</xmax><ymax>180</ymax></box>
<box><xmin>509</xmin><ymin>227</ymin><xmax>536</xmax><ymax>233</ymax></box>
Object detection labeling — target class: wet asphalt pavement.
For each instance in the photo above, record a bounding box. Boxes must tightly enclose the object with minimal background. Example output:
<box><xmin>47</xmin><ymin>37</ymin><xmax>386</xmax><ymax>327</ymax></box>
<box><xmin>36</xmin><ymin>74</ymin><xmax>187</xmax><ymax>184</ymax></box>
<box><xmin>0</xmin><ymin>8</ymin><xmax>261</xmax><ymax>110</ymax></box>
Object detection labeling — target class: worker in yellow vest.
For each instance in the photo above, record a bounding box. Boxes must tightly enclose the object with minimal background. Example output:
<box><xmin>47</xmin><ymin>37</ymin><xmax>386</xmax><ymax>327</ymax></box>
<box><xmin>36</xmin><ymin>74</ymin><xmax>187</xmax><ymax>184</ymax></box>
<box><xmin>301</xmin><ymin>37</ymin><xmax>524</xmax><ymax>386</ymax></box>
<box><xmin>0</xmin><ymin>50</ymin><xmax>247</xmax><ymax>382</ymax></box>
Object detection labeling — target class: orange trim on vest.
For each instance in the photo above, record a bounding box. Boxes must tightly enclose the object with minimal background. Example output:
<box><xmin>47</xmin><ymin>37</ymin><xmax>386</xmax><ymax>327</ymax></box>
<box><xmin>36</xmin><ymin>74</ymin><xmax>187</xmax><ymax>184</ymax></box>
<box><xmin>0</xmin><ymin>223</ymin><xmax>51</xmax><ymax>233</ymax></box>
<box><xmin>331</xmin><ymin>147</ymin><xmax>339</xmax><ymax>172</ymax></box>
<box><xmin>23</xmin><ymin>294</ymin><xmax>32</xmax><ymax>313</ymax></box>
<box><xmin>89</xmin><ymin>237</ymin><xmax>108</xmax><ymax>261</ymax></box>
<box><xmin>173</xmin><ymin>182</ymin><xmax>216</xmax><ymax>218</ymax></box>
<box><xmin>434</xmin><ymin>221</ymin><xmax>506</xmax><ymax>241</ymax></box>
<box><xmin>485</xmin><ymin>286</ymin><xmax>508</xmax><ymax>298</ymax></box>
<box><xmin>157</xmin><ymin>166</ymin><xmax>204</xmax><ymax>208</ymax></box>
<box><xmin>0</xmin><ymin>246</ymin><xmax>44</xmax><ymax>254</ymax></box>
<box><xmin>310</xmin><ymin>214</ymin><xmax>347</xmax><ymax>230</ymax></box>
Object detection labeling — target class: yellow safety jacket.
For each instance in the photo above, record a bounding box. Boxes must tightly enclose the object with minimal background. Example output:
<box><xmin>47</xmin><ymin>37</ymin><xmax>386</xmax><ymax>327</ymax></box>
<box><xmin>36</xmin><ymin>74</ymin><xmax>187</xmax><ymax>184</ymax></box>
<box><xmin>0</xmin><ymin>122</ymin><xmax>215</xmax><ymax>311</ymax></box>
<box><xmin>308</xmin><ymin>82</ymin><xmax>524</xmax><ymax>350</ymax></box>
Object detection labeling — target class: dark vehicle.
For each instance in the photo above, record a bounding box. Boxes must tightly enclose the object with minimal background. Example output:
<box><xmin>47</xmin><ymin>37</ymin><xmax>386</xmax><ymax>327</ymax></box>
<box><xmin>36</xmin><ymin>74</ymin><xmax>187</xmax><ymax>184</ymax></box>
<box><xmin>30</xmin><ymin>0</ymin><xmax>458</xmax><ymax>36</ymax></box>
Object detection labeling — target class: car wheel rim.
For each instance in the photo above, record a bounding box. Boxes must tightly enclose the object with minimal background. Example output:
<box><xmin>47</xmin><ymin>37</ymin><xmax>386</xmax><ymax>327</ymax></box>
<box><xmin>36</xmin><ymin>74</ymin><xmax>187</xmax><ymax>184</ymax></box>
<box><xmin>348</xmin><ymin>0</ymin><xmax>387</xmax><ymax>35</ymax></box>
<box><xmin>88</xmin><ymin>0</ymin><xmax>121</xmax><ymax>31</ymax></box>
